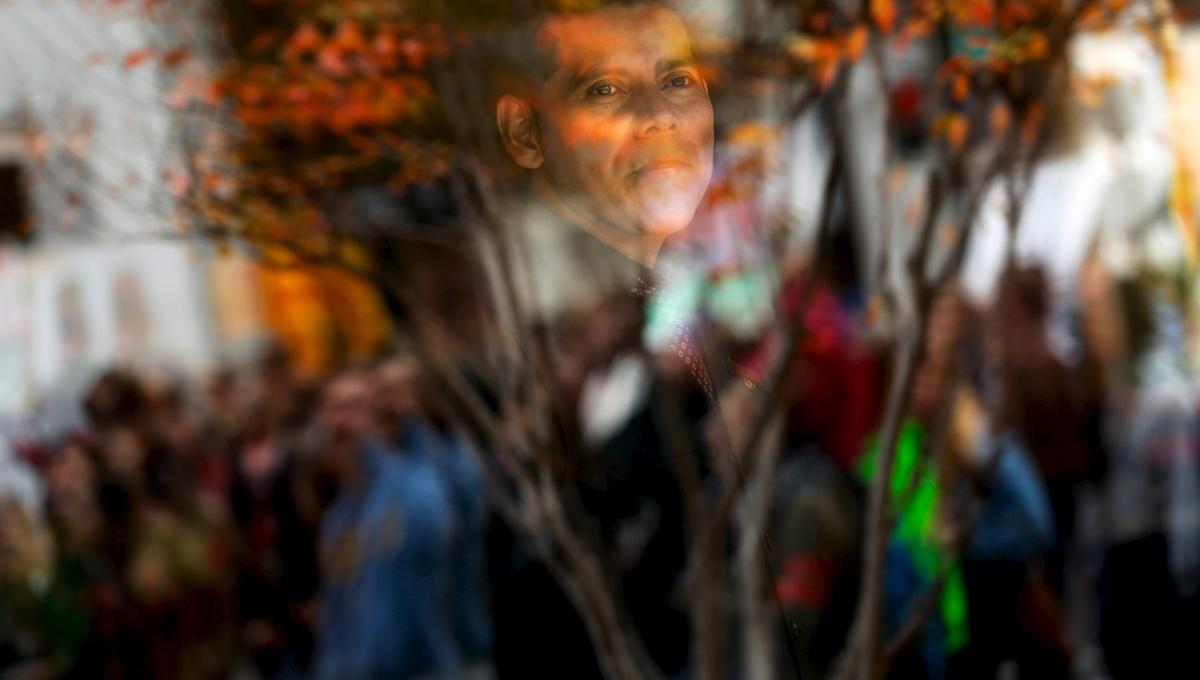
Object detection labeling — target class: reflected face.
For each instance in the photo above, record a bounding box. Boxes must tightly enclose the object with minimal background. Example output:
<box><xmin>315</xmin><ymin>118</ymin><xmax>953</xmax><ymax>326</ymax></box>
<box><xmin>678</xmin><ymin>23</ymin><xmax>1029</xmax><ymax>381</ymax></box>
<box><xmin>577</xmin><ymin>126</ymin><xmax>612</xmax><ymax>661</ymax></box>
<box><xmin>532</xmin><ymin>6</ymin><xmax>714</xmax><ymax>241</ymax></box>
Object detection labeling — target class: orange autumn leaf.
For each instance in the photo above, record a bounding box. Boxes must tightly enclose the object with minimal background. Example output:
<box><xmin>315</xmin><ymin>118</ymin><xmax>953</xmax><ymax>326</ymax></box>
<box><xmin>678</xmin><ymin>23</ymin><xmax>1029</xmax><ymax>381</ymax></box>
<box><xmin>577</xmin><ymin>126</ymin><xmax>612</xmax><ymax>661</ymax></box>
<box><xmin>121</xmin><ymin>47</ymin><xmax>155</xmax><ymax>70</ymax></box>
<box><xmin>989</xmin><ymin>101</ymin><xmax>1011</xmax><ymax>135</ymax></box>
<box><xmin>785</xmin><ymin>34</ymin><xmax>817</xmax><ymax>62</ymax></box>
<box><xmin>161</xmin><ymin>47</ymin><xmax>189</xmax><ymax>69</ymax></box>
<box><xmin>897</xmin><ymin>17</ymin><xmax>931</xmax><ymax>48</ymax></box>
<box><xmin>318</xmin><ymin>45</ymin><xmax>352</xmax><ymax>77</ymax></box>
<box><xmin>373</xmin><ymin>31</ymin><xmax>399</xmax><ymax>68</ymax></box>
<box><xmin>1021</xmin><ymin>102</ymin><xmax>1045</xmax><ymax>143</ymax></box>
<box><xmin>23</xmin><ymin>131</ymin><xmax>48</xmax><ymax>162</ymax></box>
<box><xmin>402</xmin><ymin>39</ymin><xmax>426</xmax><ymax>71</ymax></box>
<box><xmin>870</xmin><ymin>0</ymin><xmax>897</xmax><ymax>33</ymax></box>
<box><xmin>285</xmin><ymin>23</ymin><xmax>322</xmax><ymax>57</ymax></box>
<box><xmin>967</xmin><ymin>0</ymin><xmax>994</xmax><ymax>26</ymax></box>
<box><xmin>946</xmin><ymin>114</ymin><xmax>968</xmax><ymax>151</ymax></box>
<box><xmin>952</xmin><ymin>73</ymin><xmax>970</xmax><ymax>102</ymax></box>
<box><xmin>814</xmin><ymin>39</ymin><xmax>840</xmax><ymax>63</ymax></box>
<box><xmin>1074</xmin><ymin>1</ymin><xmax>1103</xmax><ymax>27</ymax></box>
<box><xmin>248</xmin><ymin>30</ymin><xmax>281</xmax><ymax>55</ymax></box>
<box><xmin>332</xmin><ymin>21</ymin><xmax>368</xmax><ymax>54</ymax></box>
<box><xmin>1026</xmin><ymin>32</ymin><xmax>1048</xmax><ymax>60</ymax></box>
<box><xmin>816</xmin><ymin>60</ymin><xmax>839</xmax><ymax>89</ymax></box>
<box><xmin>845</xmin><ymin>25</ymin><xmax>869</xmax><ymax>61</ymax></box>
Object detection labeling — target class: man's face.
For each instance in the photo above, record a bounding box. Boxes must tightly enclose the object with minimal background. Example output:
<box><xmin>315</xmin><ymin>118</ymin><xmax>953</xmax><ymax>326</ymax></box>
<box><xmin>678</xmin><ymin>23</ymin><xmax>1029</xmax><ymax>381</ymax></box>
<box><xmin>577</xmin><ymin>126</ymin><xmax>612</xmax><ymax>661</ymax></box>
<box><xmin>319</xmin><ymin>373</ymin><xmax>374</xmax><ymax>449</ymax></box>
<box><xmin>373</xmin><ymin>357</ymin><xmax>421</xmax><ymax>434</ymax></box>
<box><xmin>531</xmin><ymin>6</ymin><xmax>714</xmax><ymax>241</ymax></box>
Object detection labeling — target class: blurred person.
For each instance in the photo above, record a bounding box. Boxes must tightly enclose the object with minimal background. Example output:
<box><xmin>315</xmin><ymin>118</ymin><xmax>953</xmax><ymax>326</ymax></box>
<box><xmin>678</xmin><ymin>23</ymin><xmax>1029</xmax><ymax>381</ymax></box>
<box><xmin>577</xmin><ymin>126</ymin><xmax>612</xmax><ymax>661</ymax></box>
<box><xmin>755</xmin><ymin>273</ymin><xmax>876</xmax><ymax>678</ymax></box>
<box><xmin>79</xmin><ymin>371</ymin><xmax>238</xmax><ymax>680</ymax></box>
<box><xmin>987</xmin><ymin>264</ymin><xmax>1100</xmax><ymax>599</ymax></box>
<box><xmin>0</xmin><ymin>439</ymin><xmax>43</xmax><ymax>526</ymax></box>
<box><xmin>0</xmin><ymin>482</ymin><xmax>54</xmax><ymax>678</ymax></box>
<box><xmin>0</xmin><ymin>439</ymin><xmax>48</xmax><ymax>665</ymax></box>
<box><xmin>374</xmin><ymin>353</ymin><xmax>495</xmax><ymax>676</ymax></box>
<box><xmin>205</xmin><ymin>367</ymin><xmax>245</xmax><ymax>436</ymax></box>
<box><xmin>846</xmin><ymin>288</ymin><xmax>972</xmax><ymax>679</ymax></box>
<box><xmin>942</xmin><ymin>279</ymin><xmax>1068</xmax><ymax>679</ymax></box>
<box><xmin>313</xmin><ymin>367</ymin><xmax>460</xmax><ymax>680</ymax></box>
<box><xmin>853</xmin><ymin>287</ymin><xmax>1056</xmax><ymax>679</ymax></box>
<box><xmin>229</xmin><ymin>402</ymin><xmax>323</xmax><ymax>679</ymax></box>
<box><xmin>482</xmin><ymin>4</ymin><xmax>720</xmax><ymax>673</ymax></box>
<box><xmin>1080</xmin><ymin>264</ymin><xmax>1200</xmax><ymax>680</ymax></box>
<box><xmin>145</xmin><ymin>375</ymin><xmax>230</xmax><ymax>506</ymax></box>
<box><xmin>83</xmin><ymin>369</ymin><xmax>153</xmax><ymax>436</ymax></box>
<box><xmin>35</xmin><ymin>437</ymin><xmax>149</xmax><ymax>680</ymax></box>
<box><xmin>574</xmin><ymin>294</ymin><xmax>694</xmax><ymax>676</ymax></box>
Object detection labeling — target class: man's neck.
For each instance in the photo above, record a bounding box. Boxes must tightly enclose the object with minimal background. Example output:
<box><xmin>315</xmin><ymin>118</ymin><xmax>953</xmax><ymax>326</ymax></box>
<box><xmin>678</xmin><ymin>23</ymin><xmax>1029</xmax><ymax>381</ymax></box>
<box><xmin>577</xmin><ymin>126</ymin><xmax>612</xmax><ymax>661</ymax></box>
<box><xmin>534</xmin><ymin>175</ymin><xmax>665</xmax><ymax>267</ymax></box>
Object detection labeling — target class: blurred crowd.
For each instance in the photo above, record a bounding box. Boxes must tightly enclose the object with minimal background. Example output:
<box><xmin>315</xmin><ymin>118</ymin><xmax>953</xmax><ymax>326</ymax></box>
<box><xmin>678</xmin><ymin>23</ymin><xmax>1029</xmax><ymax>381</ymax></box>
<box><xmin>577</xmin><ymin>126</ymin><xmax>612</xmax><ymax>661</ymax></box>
<box><xmin>3</xmin><ymin>247</ymin><xmax>1200</xmax><ymax>680</ymax></box>
<box><xmin>0</xmin><ymin>349</ymin><xmax>493</xmax><ymax>680</ymax></box>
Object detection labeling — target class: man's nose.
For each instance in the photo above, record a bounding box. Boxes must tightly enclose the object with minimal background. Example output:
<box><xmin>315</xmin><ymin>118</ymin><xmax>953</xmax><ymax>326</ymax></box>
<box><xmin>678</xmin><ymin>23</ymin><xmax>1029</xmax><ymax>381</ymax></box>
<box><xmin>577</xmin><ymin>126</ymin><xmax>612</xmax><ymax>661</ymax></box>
<box><xmin>631</xmin><ymin>89</ymin><xmax>678</xmax><ymax>136</ymax></box>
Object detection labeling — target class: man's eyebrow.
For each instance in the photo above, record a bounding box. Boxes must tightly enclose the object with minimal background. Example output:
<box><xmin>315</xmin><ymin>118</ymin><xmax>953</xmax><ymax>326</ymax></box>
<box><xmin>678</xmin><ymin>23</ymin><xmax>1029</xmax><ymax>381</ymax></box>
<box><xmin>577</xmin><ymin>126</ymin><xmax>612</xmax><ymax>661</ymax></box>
<box><xmin>656</xmin><ymin>57</ymin><xmax>697</xmax><ymax>74</ymax></box>
<box><xmin>562</xmin><ymin>67</ymin><xmax>600</xmax><ymax>94</ymax></box>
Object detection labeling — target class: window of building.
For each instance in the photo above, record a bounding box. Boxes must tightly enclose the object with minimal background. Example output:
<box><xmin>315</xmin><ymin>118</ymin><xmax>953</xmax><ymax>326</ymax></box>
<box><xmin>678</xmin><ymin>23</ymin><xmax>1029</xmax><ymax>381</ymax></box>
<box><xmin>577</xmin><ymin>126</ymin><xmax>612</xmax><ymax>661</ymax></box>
<box><xmin>0</xmin><ymin>163</ymin><xmax>32</xmax><ymax>244</ymax></box>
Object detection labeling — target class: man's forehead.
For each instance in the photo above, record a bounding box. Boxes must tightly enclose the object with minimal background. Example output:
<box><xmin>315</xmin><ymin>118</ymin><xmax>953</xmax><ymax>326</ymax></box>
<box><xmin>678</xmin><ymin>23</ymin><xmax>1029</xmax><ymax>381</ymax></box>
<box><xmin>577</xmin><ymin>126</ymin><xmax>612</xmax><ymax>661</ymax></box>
<box><xmin>536</xmin><ymin>5</ymin><xmax>695</xmax><ymax>78</ymax></box>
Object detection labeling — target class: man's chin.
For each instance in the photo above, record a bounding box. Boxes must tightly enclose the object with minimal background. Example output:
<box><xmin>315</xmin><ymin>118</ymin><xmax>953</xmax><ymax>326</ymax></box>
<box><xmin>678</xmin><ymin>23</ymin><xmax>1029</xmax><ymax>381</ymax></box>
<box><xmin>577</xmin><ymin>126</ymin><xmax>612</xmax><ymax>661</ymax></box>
<box><xmin>638</xmin><ymin>217</ymin><xmax>693</xmax><ymax>238</ymax></box>
<box><xmin>637</xmin><ymin>201</ymin><xmax>699</xmax><ymax>238</ymax></box>
<box><xmin>631</xmin><ymin>180</ymin><xmax>704</xmax><ymax>237</ymax></box>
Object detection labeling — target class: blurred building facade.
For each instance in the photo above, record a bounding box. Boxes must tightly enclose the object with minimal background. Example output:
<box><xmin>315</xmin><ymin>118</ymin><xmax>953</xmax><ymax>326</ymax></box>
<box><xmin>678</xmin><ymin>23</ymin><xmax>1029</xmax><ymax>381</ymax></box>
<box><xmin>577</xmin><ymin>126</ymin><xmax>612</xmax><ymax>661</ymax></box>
<box><xmin>0</xmin><ymin>0</ymin><xmax>265</xmax><ymax>431</ymax></box>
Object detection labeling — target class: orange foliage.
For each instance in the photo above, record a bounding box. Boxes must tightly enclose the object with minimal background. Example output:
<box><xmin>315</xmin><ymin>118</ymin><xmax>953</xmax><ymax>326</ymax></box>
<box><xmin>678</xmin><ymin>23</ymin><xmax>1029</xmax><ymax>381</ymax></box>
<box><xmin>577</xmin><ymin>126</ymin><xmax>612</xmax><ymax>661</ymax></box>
<box><xmin>161</xmin><ymin>47</ymin><xmax>190</xmax><ymax>69</ymax></box>
<box><xmin>845</xmin><ymin>25</ymin><xmax>869</xmax><ymax>61</ymax></box>
<box><xmin>870</xmin><ymin>0</ymin><xmax>897</xmax><ymax>33</ymax></box>
<box><xmin>121</xmin><ymin>47</ymin><xmax>155</xmax><ymax>70</ymax></box>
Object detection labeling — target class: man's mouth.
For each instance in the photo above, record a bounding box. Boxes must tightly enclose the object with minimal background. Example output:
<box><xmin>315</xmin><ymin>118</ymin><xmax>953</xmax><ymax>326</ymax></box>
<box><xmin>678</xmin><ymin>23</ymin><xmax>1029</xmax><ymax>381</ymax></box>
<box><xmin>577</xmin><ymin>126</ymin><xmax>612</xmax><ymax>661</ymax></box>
<box><xmin>630</xmin><ymin>158</ymin><xmax>691</xmax><ymax>177</ymax></box>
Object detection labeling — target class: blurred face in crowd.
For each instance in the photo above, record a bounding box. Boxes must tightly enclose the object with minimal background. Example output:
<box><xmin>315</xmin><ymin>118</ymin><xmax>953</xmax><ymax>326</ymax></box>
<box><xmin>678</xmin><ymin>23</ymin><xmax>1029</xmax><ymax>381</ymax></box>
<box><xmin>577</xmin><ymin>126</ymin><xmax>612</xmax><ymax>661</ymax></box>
<box><xmin>912</xmin><ymin>288</ymin><xmax>970</xmax><ymax>422</ymax></box>
<box><xmin>374</xmin><ymin>356</ymin><xmax>422</xmax><ymax>437</ymax></box>
<box><xmin>497</xmin><ymin>4</ymin><xmax>714</xmax><ymax>264</ymax></box>
<box><xmin>319</xmin><ymin>372</ymin><xmax>375</xmax><ymax>454</ymax></box>
<box><xmin>47</xmin><ymin>443</ymin><xmax>101</xmax><ymax>544</ymax></box>
<box><xmin>102</xmin><ymin>427</ymin><xmax>148</xmax><ymax>486</ymax></box>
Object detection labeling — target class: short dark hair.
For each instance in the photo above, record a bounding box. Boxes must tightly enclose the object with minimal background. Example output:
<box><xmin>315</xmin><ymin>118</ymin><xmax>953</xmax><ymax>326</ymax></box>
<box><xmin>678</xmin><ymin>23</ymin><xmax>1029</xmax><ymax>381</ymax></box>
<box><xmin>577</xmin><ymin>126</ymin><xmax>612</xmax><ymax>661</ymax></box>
<box><xmin>488</xmin><ymin>0</ymin><xmax>672</xmax><ymax>89</ymax></box>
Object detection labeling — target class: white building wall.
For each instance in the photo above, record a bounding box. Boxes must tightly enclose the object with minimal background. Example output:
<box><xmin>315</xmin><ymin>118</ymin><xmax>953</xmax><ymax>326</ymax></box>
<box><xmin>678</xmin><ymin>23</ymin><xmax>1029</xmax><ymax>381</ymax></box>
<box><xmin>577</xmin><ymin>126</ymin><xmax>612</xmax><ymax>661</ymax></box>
<box><xmin>0</xmin><ymin>0</ymin><xmax>235</xmax><ymax>426</ymax></box>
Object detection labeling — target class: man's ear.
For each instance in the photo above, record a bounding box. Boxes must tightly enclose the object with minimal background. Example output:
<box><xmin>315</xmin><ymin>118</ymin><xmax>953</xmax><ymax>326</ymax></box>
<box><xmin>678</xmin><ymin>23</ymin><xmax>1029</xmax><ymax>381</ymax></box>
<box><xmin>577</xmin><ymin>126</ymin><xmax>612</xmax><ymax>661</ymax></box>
<box><xmin>496</xmin><ymin>94</ymin><xmax>544</xmax><ymax>169</ymax></box>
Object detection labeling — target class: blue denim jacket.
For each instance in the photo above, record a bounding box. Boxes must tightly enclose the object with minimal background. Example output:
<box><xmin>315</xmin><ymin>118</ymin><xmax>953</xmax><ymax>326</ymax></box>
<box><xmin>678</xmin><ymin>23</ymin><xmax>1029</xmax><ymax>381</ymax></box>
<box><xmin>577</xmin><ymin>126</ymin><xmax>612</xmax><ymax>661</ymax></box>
<box><xmin>315</xmin><ymin>438</ymin><xmax>460</xmax><ymax>679</ymax></box>
<box><xmin>398</xmin><ymin>423</ymin><xmax>494</xmax><ymax>661</ymax></box>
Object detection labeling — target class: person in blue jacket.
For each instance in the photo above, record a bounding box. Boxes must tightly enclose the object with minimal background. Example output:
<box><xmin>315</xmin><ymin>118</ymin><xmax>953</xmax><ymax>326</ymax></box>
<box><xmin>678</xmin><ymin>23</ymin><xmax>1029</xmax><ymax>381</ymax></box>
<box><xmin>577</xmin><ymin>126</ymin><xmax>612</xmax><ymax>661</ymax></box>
<box><xmin>313</xmin><ymin>367</ymin><xmax>460</xmax><ymax>680</ymax></box>
<box><xmin>375</xmin><ymin>355</ymin><xmax>494</xmax><ymax>668</ymax></box>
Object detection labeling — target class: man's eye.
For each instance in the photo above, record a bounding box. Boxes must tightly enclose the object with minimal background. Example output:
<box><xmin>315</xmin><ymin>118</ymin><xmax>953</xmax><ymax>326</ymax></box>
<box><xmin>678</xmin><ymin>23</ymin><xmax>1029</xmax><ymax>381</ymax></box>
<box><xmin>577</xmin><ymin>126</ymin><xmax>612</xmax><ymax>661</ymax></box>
<box><xmin>586</xmin><ymin>82</ymin><xmax>617</xmax><ymax>98</ymax></box>
<box><xmin>666</xmin><ymin>75</ymin><xmax>692</xmax><ymax>89</ymax></box>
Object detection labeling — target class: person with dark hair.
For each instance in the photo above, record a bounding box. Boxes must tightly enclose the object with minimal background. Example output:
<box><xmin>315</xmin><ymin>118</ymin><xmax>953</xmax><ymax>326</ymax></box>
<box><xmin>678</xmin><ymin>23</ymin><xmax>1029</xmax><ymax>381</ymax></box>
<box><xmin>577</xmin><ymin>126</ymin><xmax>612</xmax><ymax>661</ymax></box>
<box><xmin>1080</xmin><ymin>266</ymin><xmax>1200</xmax><ymax>680</ymax></box>
<box><xmin>476</xmin><ymin>6</ymin><xmax>722</xmax><ymax>677</ymax></box>
<box><xmin>374</xmin><ymin>354</ymin><xmax>495</xmax><ymax>676</ymax></box>
<box><xmin>312</xmin><ymin>368</ymin><xmax>460</xmax><ymax>680</ymax></box>
<box><xmin>492</xmin><ymin>2</ymin><xmax>713</xmax><ymax>269</ymax></box>
<box><xmin>228</xmin><ymin>402</ymin><xmax>323</xmax><ymax>678</ymax></box>
<box><xmin>83</xmin><ymin>370</ymin><xmax>150</xmax><ymax>433</ymax></box>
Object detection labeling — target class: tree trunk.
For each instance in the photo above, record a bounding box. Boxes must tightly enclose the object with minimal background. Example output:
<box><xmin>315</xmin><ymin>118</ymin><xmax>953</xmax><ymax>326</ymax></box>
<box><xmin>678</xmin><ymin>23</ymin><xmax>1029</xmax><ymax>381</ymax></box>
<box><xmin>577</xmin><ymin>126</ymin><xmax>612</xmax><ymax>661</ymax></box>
<box><xmin>735</xmin><ymin>411</ymin><xmax>785</xmax><ymax>680</ymax></box>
